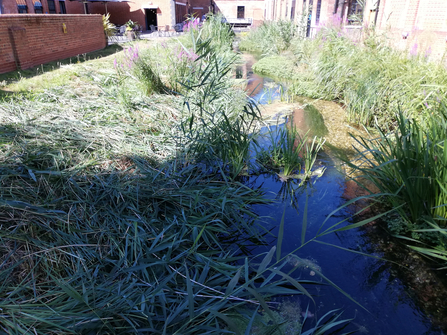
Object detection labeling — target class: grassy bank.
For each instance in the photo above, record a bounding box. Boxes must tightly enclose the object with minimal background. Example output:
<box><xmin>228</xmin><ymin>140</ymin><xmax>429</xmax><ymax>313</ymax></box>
<box><xmin>240</xmin><ymin>25</ymin><xmax>447</xmax><ymax>130</ymax></box>
<box><xmin>0</xmin><ymin>16</ymin><xmax>354</xmax><ymax>334</ymax></box>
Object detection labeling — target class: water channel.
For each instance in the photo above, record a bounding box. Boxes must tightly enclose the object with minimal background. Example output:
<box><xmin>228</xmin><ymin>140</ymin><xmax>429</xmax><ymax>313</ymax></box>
<box><xmin>237</xmin><ymin>52</ymin><xmax>447</xmax><ymax>334</ymax></box>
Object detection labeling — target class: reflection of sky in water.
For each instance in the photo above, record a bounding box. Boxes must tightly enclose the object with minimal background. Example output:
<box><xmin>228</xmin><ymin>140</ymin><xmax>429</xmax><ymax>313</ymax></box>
<box><xmin>237</xmin><ymin>53</ymin><xmax>287</xmax><ymax>105</ymax></box>
<box><xmin>249</xmin><ymin>78</ymin><xmax>285</xmax><ymax>105</ymax></box>
<box><xmin>245</xmin><ymin>125</ymin><xmax>438</xmax><ymax>334</ymax></box>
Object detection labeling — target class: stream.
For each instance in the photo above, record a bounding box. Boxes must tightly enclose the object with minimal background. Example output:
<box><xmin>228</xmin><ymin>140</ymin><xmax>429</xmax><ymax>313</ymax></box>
<box><xmin>238</xmin><ymin>52</ymin><xmax>446</xmax><ymax>334</ymax></box>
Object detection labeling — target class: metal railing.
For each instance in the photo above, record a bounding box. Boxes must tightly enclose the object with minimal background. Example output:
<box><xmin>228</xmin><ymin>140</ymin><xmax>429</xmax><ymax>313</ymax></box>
<box><xmin>225</xmin><ymin>18</ymin><xmax>253</xmax><ymax>25</ymax></box>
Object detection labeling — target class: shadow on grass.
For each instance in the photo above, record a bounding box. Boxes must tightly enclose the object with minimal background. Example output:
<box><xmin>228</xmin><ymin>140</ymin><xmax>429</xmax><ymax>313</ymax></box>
<box><xmin>0</xmin><ymin>44</ymin><xmax>123</xmax><ymax>87</ymax></box>
<box><xmin>0</xmin><ymin>119</ymin><xmax>285</xmax><ymax>334</ymax></box>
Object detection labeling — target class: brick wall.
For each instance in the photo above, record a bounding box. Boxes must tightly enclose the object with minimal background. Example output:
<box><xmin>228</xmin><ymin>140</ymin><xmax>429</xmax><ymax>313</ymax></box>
<box><xmin>2</xmin><ymin>0</ymin><xmax>19</xmax><ymax>14</ymax></box>
<box><xmin>0</xmin><ymin>14</ymin><xmax>106</xmax><ymax>74</ymax></box>
<box><xmin>373</xmin><ymin>0</ymin><xmax>447</xmax><ymax>59</ymax></box>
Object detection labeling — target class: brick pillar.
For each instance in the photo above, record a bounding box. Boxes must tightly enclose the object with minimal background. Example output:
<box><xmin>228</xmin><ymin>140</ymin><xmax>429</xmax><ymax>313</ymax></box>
<box><xmin>8</xmin><ymin>26</ymin><xmax>34</xmax><ymax>70</ymax></box>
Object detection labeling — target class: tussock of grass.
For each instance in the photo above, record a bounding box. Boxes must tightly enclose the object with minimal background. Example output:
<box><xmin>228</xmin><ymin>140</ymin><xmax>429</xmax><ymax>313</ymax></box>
<box><xmin>291</xmin><ymin>28</ymin><xmax>447</xmax><ymax>129</ymax></box>
<box><xmin>238</xmin><ymin>20</ymin><xmax>306</xmax><ymax>55</ymax></box>
<box><xmin>241</xmin><ymin>24</ymin><xmax>447</xmax><ymax>131</ymax></box>
<box><xmin>252</xmin><ymin>55</ymin><xmax>297</xmax><ymax>81</ymax></box>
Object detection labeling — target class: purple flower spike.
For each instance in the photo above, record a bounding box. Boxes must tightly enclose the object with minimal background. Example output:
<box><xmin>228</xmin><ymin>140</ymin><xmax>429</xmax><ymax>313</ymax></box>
<box><xmin>410</xmin><ymin>43</ymin><xmax>418</xmax><ymax>56</ymax></box>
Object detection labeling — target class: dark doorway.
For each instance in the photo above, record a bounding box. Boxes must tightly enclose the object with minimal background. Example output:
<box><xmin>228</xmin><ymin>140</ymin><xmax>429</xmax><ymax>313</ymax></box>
<box><xmin>145</xmin><ymin>9</ymin><xmax>157</xmax><ymax>30</ymax></box>
<box><xmin>237</xmin><ymin>6</ymin><xmax>245</xmax><ymax>19</ymax></box>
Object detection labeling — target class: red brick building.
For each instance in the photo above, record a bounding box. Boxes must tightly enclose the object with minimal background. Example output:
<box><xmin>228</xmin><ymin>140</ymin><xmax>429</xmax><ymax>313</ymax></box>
<box><xmin>1</xmin><ymin>0</ymin><xmax>84</xmax><ymax>15</ymax></box>
<box><xmin>214</xmin><ymin>0</ymin><xmax>265</xmax><ymax>27</ymax></box>
<box><xmin>1</xmin><ymin>0</ymin><xmax>264</xmax><ymax>30</ymax></box>
<box><xmin>0</xmin><ymin>0</ymin><xmax>186</xmax><ymax>29</ymax></box>
<box><xmin>2</xmin><ymin>0</ymin><xmax>445</xmax><ymax>56</ymax></box>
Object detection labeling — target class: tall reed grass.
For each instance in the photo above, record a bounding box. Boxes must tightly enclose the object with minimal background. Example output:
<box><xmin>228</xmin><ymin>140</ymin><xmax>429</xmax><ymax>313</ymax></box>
<box><xmin>240</xmin><ymin>23</ymin><xmax>447</xmax><ymax>131</ymax></box>
<box><xmin>345</xmin><ymin>106</ymin><xmax>447</xmax><ymax>265</ymax></box>
<box><xmin>347</xmin><ymin>108</ymin><xmax>447</xmax><ymax>225</ymax></box>
<box><xmin>257</xmin><ymin>118</ymin><xmax>325</xmax><ymax>181</ymax></box>
<box><xmin>239</xmin><ymin>20</ymin><xmax>306</xmax><ymax>55</ymax></box>
<box><xmin>290</xmin><ymin>28</ymin><xmax>447</xmax><ymax>129</ymax></box>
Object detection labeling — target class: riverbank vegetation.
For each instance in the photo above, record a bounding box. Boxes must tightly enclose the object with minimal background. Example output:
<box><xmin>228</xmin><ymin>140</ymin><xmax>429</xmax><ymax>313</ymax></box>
<box><xmin>0</xmin><ymin>15</ymin><xmax>357</xmax><ymax>334</ymax></box>
<box><xmin>239</xmin><ymin>21</ymin><xmax>447</xmax><ymax>267</ymax></box>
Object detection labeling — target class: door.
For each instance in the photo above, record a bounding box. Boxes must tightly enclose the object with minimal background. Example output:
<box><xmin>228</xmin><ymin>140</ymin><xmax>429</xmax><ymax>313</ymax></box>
<box><xmin>237</xmin><ymin>6</ymin><xmax>244</xmax><ymax>19</ymax></box>
<box><xmin>145</xmin><ymin>9</ymin><xmax>158</xmax><ymax>30</ymax></box>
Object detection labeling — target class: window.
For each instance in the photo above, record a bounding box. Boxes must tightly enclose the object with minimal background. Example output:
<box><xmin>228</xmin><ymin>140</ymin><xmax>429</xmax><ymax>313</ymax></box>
<box><xmin>347</xmin><ymin>0</ymin><xmax>363</xmax><ymax>24</ymax></box>
<box><xmin>47</xmin><ymin>0</ymin><xmax>56</xmax><ymax>13</ymax></box>
<box><xmin>34</xmin><ymin>1</ymin><xmax>43</xmax><ymax>13</ymax></box>
<box><xmin>291</xmin><ymin>0</ymin><xmax>296</xmax><ymax>19</ymax></box>
<box><xmin>17</xmin><ymin>4</ymin><xmax>27</xmax><ymax>12</ymax></box>
<box><xmin>59</xmin><ymin>0</ymin><xmax>66</xmax><ymax>13</ymax></box>
<box><xmin>316</xmin><ymin>0</ymin><xmax>322</xmax><ymax>24</ymax></box>
<box><xmin>237</xmin><ymin>6</ymin><xmax>244</xmax><ymax>19</ymax></box>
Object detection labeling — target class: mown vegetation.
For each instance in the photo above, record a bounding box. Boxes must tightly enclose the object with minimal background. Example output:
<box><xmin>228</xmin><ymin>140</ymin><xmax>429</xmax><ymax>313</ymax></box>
<box><xmin>240</xmin><ymin>21</ymin><xmax>447</xmax><ymax>267</ymax></box>
<box><xmin>0</xmin><ymin>15</ymin><xmax>359</xmax><ymax>334</ymax></box>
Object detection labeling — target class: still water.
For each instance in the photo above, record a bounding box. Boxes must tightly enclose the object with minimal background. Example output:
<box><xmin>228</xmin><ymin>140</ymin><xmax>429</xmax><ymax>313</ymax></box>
<box><xmin>242</xmin><ymin>53</ymin><xmax>445</xmax><ymax>334</ymax></box>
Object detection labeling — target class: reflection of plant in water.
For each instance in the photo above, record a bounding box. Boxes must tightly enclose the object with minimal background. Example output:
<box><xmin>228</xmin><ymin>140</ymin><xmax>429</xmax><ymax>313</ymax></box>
<box><xmin>256</xmin><ymin>120</ymin><xmax>324</xmax><ymax>180</ymax></box>
<box><xmin>287</xmin><ymin>254</ymin><xmax>322</xmax><ymax>274</ymax></box>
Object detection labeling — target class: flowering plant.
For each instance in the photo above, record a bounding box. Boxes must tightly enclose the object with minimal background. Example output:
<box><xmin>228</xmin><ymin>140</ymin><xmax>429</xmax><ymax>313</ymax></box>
<box><xmin>183</xmin><ymin>17</ymin><xmax>200</xmax><ymax>32</ymax></box>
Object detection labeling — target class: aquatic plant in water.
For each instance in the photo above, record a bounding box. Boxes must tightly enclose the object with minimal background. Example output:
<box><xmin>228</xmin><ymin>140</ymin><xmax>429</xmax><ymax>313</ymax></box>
<box><xmin>256</xmin><ymin>118</ymin><xmax>324</xmax><ymax>181</ymax></box>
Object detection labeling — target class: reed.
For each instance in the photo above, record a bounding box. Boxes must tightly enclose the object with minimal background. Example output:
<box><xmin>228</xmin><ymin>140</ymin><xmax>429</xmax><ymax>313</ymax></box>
<box><xmin>345</xmin><ymin>105</ymin><xmax>447</xmax><ymax>258</ymax></box>
<box><xmin>256</xmin><ymin>118</ymin><xmax>324</xmax><ymax>180</ymax></box>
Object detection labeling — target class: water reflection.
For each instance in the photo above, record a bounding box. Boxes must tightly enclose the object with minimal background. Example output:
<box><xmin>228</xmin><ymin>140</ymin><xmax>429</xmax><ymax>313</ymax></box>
<box><xmin>237</xmin><ymin>53</ymin><xmax>285</xmax><ymax>104</ymax></box>
<box><xmin>248</xmin><ymin>168</ymin><xmax>441</xmax><ymax>334</ymax></box>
